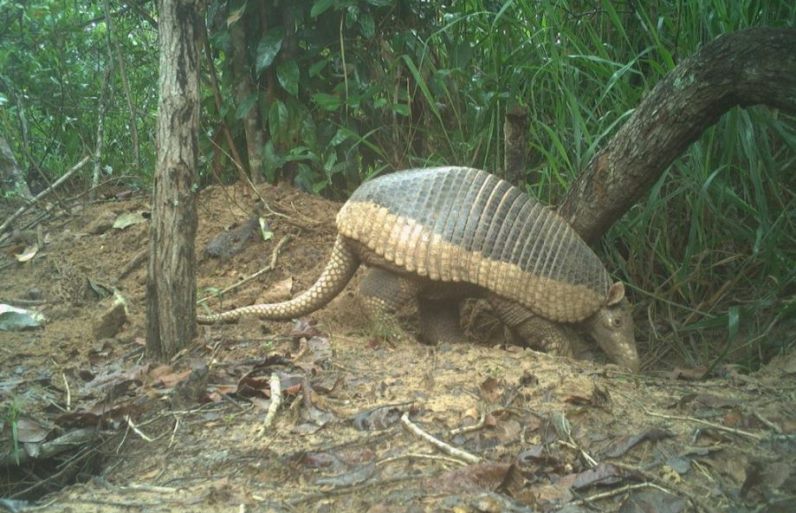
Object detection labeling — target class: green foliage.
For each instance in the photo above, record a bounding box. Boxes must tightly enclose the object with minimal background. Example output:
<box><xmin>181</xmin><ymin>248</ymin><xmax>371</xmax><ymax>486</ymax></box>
<box><xmin>2</xmin><ymin>0</ymin><xmax>794</xmax><ymax>369</ymax></box>
<box><xmin>0</xmin><ymin>0</ymin><xmax>159</xmax><ymax>186</ymax></box>
<box><xmin>3</xmin><ymin>397</ymin><xmax>23</xmax><ymax>464</ymax></box>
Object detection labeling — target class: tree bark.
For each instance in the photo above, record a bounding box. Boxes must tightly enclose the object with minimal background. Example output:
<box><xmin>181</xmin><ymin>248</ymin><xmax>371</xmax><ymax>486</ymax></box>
<box><xmin>558</xmin><ymin>27</ymin><xmax>796</xmax><ymax>244</ymax></box>
<box><xmin>200</xmin><ymin>23</ymin><xmax>248</xmax><ymax>183</ymax></box>
<box><xmin>503</xmin><ymin>104</ymin><xmax>531</xmax><ymax>187</ymax></box>
<box><xmin>146</xmin><ymin>0</ymin><xmax>200</xmax><ymax>361</ymax></box>
<box><xmin>229</xmin><ymin>17</ymin><xmax>265</xmax><ymax>182</ymax></box>
<box><xmin>0</xmin><ymin>133</ymin><xmax>32</xmax><ymax>200</ymax></box>
<box><xmin>91</xmin><ymin>64</ymin><xmax>113</xmax><ymax>200</ymax></box>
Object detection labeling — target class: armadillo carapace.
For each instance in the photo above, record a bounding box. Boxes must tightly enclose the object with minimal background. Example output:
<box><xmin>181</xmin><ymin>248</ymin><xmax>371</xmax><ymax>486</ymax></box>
<box><xmin>198</xmin><ymin>167</ymin><xmax>640</xmax><ymax>371</ymax></box>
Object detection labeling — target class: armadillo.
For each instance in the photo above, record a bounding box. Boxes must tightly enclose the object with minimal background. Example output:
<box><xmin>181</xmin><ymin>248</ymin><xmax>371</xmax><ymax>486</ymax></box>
<box><xmin>198</xmin><ymin>167</ymin><xmax>640</xmax><ymax>371</ymax></box>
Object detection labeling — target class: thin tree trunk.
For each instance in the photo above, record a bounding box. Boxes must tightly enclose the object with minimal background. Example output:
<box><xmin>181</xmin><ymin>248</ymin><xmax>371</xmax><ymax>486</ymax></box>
<box><xmin>229</xmin><ymin>19</ymin><xmax>264</xmax><ymax>182</ymax></box>
<box><xmin>0</xmin><ymin>133</ymin><xmax>33</xmax><ymax>200</ymax></box>
<box><xmin>103</xmin><ymin>0</ymin><xmax>141</xmax><ymax>170</ymax></box>
<box><xmin>503</xmin><ymin>104</ymin><xmax>531</xmax><ymax>187</ymax></box>
<box><xmin>200</xmin><ymin>23</ymin><xmax>248</xmax><ymax>183</ymax></box>
<box><xmin>146</xmin><ymin>0</ymin><xmax>200</xmax><ymax>361</ymax></box>
<box><xmin>91</xmin><ymin>64</ymin><xmax>113</xmax><ymax>200</ymax></box>
<box><xmin>11</xmin><ymin>86</ymin><xmax>49</xmax><ymax>193</ymax></box>
<box><xmin>558</xmin><ymin>27</ymin><xmax>796</xmax><ymax>244</ymax></box>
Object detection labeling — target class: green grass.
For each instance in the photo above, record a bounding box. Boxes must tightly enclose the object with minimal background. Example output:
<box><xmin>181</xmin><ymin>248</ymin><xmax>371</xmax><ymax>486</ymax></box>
<box><xmin>399</xmin><ymin>0</ymin><xmax>796</xmax><ymax>370</ymax></box>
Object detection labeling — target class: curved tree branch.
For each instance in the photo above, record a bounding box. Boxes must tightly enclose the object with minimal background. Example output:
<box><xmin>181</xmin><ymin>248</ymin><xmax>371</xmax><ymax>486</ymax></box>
<box><xmin>559</xmin><ymin>27</ymin><xmax>796</xmax><ymax>244</ymax></box>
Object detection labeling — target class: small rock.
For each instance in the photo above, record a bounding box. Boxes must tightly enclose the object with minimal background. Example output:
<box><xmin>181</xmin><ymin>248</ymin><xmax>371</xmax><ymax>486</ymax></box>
<box><xmin>85</xmin><ymin>212</ymin><xmax>117</xmax><ymax>235</ymax></box>
<box><xmin>204</xmin><ymin>216</ymin><xmax>259</xmax><ymax>259</ymax></box>
<box><xmin>92</xmin><ymin>298</ymin><xmax>128</xmax><ymax>340</ymax></box>
<box><xmin>25</xmin><ymin>288</ymin><xmax>44</xmax><ymax>300</ymax></box>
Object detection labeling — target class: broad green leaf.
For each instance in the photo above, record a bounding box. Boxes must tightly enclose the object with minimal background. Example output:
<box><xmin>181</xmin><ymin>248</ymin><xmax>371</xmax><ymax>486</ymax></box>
<box><xmin>300</xmin><ymin>116</ymin><xmax>318</xmax><ymax>148</ymax></box>
<box><xmin>285</xmin><ymin>146</ymin><xmax>318</xmax><ymax>163</ymax></box>
<box><xmin>277</xmin><ymin>61</ymin><xmax>300</xmax><ymax>97</ymax></box>
<box><xmin>392</xmin><ymin>103</ymin><xmax>410</xmax><ymax>117</ymax></box>
<box><xmin>309</xmin><ymin>59</ymin><xmax>328</xmax><ymax>78</ymax></box>
<box><xmin>312</xmin><ymin>179</ymin><xmax>328</xmax><ymax>194</ymax></box>
<box><xmin>312</xmin><ymin>93</ymin><xmax>341</xmax><ymax>112</ymax></box>
<box><xmin>310</xmin><ymin>0</ymin><xmax>335</xmax><ymax>18</ymax></box>
<box><xmin>226</xmin><ymin>4</ymin><xmax>246</xmax><ymax>26</ymax></box>
<box><xmin>323</xmin><ymin>151</ymin><xmax>337</xmax><ymax>172</ymax></box>
<box><xmin>330</xmin><ymin>128</ymin><xmax>350</xmax><ymax>147</ymax></box>
<box><xmin>235</xmin><ymin>94</ymin><xmax>258</xmax><ymax>119</ymax></box>
<box><xmin>358</xmin><ymin>12</ymin><xmax>375</xmax><ymax>38</ymax></box>
<box><xmin>268</xmin><ymin>100</ymin><xmax>289</xmax><ymax>138</ymax></box>
<box><xmin>256</xmin><ymin>29</ymin><xmax>284</xmax><ymax>74</ymax></box>
<box><xmin>727</xmin><ymin>306</ymin><xmax>740</xmax><ymax>341</ymax></box>
<box><xmin>294</xmin><ymin>163</ymin><xmax>317</xmax><ymax>192</ymax></box>
<box><xmin>366</xmin><ymin>0</ymin><xmax>392</xmax><ymax>6</ymax></box>
<box><xmin>262</xmin><ymin>141</ymin><xmax>282</xmax><ymax>182</ymax></box>
<box><xmin>346</xmin><ymin>4</ymin><xmax>360</xmax><ymax>25</ymax></box>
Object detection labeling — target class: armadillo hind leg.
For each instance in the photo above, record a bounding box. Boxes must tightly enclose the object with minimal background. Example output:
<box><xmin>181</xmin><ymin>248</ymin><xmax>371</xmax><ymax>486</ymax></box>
<box><xmin>487</xmin><ymin>294</ymin><xmax>575</xmax><ymax>358</ymax></box>
<box><xmin>417</xmin><ymin>297</ymin><xmax>465</xmax><ymax>345</ymax></box>
<box><xmin>359</xmin><ymin>268</ymin><xmax>422</xmax><ymax>342</ymax></box>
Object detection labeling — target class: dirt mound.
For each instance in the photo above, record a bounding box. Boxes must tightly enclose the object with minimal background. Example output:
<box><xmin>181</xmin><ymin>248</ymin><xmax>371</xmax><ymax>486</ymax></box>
<box><xmin>1</xmin><ymin>182</ymin><xmax>794</xmax><ymax>512</ymax></box>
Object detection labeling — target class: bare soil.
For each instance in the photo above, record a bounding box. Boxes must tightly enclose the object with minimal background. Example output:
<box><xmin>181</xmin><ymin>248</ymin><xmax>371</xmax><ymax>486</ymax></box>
<box><xmin>1</xmin><ymin>181</ymin><xmax>794</xmax><ymax>513</ymax></box>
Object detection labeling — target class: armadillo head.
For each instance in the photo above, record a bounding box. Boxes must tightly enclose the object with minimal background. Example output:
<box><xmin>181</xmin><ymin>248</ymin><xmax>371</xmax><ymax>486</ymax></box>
<box><xmin>586</xmin><ymin>282</ymin><xmax>639</xmax><ymax>372</ymax></box>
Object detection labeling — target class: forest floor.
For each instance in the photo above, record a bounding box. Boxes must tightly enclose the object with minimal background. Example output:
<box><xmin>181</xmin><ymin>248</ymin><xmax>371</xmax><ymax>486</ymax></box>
<box><xmin>1</xmin><ymin>180</ymin><xmax>794</xmax><ymax>513</ymax></box>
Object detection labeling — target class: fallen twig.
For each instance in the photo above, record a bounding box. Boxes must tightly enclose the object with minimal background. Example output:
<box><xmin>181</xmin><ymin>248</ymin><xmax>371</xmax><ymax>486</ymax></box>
<box><xmin>611</xmin><ymin>461</ymin><xmax>723</xmax><ymax>513</ymax></box>
<box><xmin>197</xmin><ymin>234</ymin><xmax>291</xmax><ymax>305</ymax></box>
<box><xmin>449</xmin><ymin>410</ymin><xmax>487</xmax><ymax>436</ymax></box>
<box><xmin>752</xmin><ymin>410</ymin><xmax>782</xmax><ymax>434</ymax></box>
<box><xmin>400</xmin><ymin>412</ymin><xmax>481</xmax><ymax>464</ymax></box>
<box><xmin>0</xmin><ymin>155</ymin><xmax>90</xmax><ymax>238</ymax></box>
<box><xmin>643</xmin><ymin>408</ymin><xmax>764</xmax><ymax>440</ymax></box>
<box><xmin>287</xmin><ymin>474</ymin><xmax>425</xmax><ymax>506</ymax></box>
<box><xmin>377</xmin><ymin>452</ymin><xmax>468</xmax><ymax>467</ymax></box>
<box><xmin>116</xmin><ymin>248</ymin><xmax>148</xmax><ymax>283</ymax></box>
<box><xmin>124</xmin><ymin>415</ymin><xmax>154</xmax><ymax>442</ymax></box>
<box><xmin>62</xmin><ymin>372</ymin><xmax>71</xmax><ymax>411</ymax></box>
<box><xmin>569</xmin><ymin>482</ymin><xmax>674</xmax><ymax>507</ymax></box>
<box><xmin>260</xmin><ymin>372</ymin><xmax>283</xmax><ymax>434</ymax></box>
<box><xmin>169</xmin><ymin>415</ymin><xmax>181</xmax><ymax>450</ymax></box>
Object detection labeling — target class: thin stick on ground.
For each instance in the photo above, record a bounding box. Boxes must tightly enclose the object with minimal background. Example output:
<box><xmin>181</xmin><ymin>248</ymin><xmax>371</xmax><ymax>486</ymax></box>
<box><xmin>571</xmin><ymin>482</ymin><xmax>676</xmax><ymax>506</ymax></box>
<box><xmin>449</xmin><ymin>410</ymin><xmax>487</xmax><ymax>436</ymax></box>
<box><xmin>124</xmin><ymin>415</ymin><xmax>154</xmax><ymax>442</ymax></box>
<box><xmin>116</xmin><ymin>248</ymin><xmax>148</xmax><ymax>283</ymax></box>
<box><xmin>611</xmin><ymin>461</ymin><xmax>724</xmax><ymax>513</ymax></box>
<box><xmin>643</xmin><ymin>408</ymin><xmax>764</xmax><ymax>440</ymax></box>
<box><xmin>260</xmin><ymin>372</ymin><xmax>282</xmax><ymax>434</ymax></box>
<box><xmin>197</xmin><ymin>235</ymin><xmax>291</xmax><ymax>305</ymax></box>
<box><xmin>0</xmin><ymin>155</ymin><xmax>90</xmax><ymax>238</ymax></box>
<box><xmin>62</xmin><ymin>372</ymin><xmax>71</xmax><ymax>411</ymax></box>
<box><xmin>400</xmin><ymin>412</ymin><xmax>481</xmax><ymax>464</ymax></box>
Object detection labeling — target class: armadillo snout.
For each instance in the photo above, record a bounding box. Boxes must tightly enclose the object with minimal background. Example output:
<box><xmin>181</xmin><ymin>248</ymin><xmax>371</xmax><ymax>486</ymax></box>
<box><xmin>588</xmin><ymin>301</ymin><xmax>639</xmax><ymax>372</ymax></box>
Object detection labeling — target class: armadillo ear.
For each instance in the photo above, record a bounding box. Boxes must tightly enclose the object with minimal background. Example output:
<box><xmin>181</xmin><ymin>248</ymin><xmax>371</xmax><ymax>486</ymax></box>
<box><xmin>606</xmin><ymin>282</ymin><xmax>625</xmax><ymax>306</ymax></box>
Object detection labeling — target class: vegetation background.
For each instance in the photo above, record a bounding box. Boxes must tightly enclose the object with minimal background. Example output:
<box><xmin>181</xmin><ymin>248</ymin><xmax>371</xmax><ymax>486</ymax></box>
<box><xmin>1</xmin><ymin>0</ymin><xmax>795</xmax><ymax>370</ymax></box>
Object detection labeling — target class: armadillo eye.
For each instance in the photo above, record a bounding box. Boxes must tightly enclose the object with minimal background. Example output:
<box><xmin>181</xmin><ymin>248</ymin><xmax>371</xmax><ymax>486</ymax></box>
<box><xmin>612</xmin><ymin>318</ymin><xmax>623</xmax><ymax>328</ymax></box>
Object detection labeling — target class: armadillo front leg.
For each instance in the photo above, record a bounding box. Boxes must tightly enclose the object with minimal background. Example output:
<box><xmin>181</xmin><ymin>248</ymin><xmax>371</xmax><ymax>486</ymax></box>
<box><xmin>358</xmin><ymin>268</ymin><xmax>421</xmax><ymax>342</ymax></box>
<box><xmin>487</xmin><ymin>294</ymin><xmax>576</xmax><ymax>358</ymax></box>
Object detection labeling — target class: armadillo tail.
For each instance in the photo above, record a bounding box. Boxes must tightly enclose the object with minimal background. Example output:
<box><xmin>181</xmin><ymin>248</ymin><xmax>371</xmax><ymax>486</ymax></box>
<box><xmin>197</xmin><ymin>235</ymin><xmax>359</xmax><ymax>324</ymax></box>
